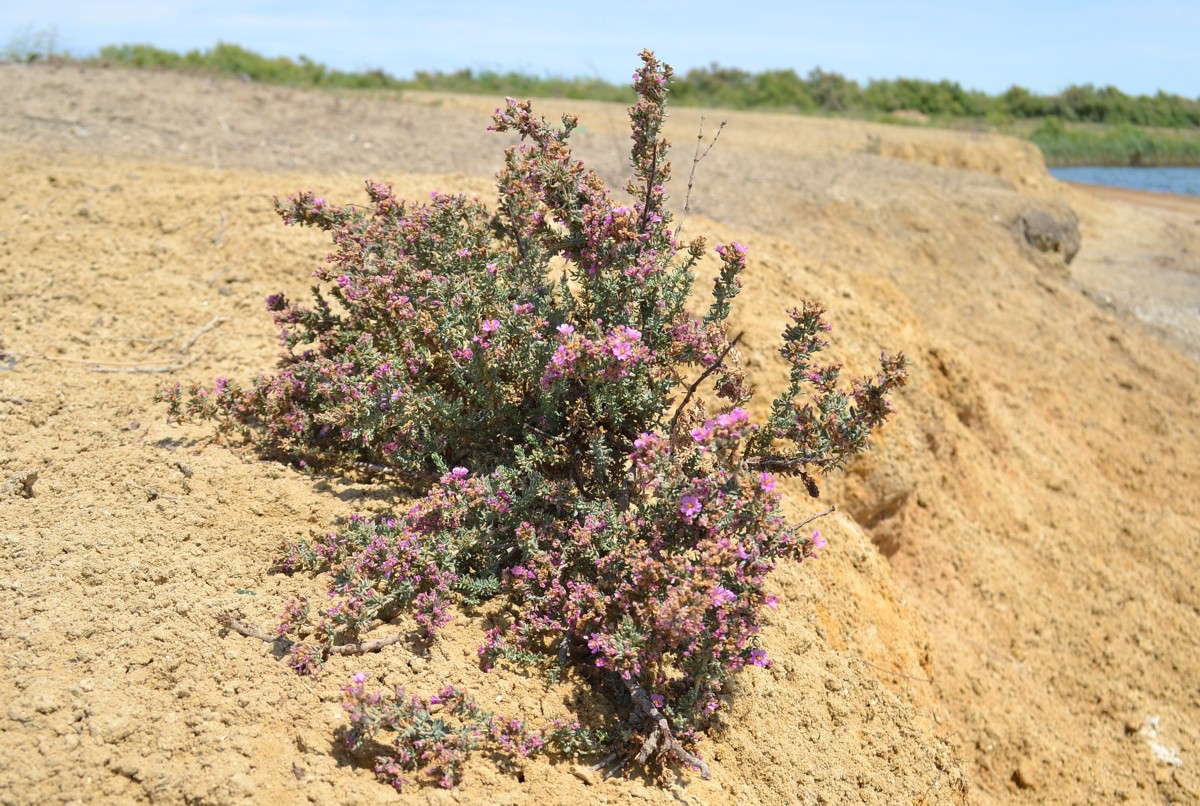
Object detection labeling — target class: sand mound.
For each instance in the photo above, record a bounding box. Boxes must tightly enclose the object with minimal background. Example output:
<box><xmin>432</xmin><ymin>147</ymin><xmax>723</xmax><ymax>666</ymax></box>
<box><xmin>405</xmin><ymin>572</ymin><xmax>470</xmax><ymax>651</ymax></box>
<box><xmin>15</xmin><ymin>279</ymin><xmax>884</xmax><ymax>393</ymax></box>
<box><xmin>1</xmin><ymin>63</ymin><xmax>1197</xmax><ymax>804</ymax></box>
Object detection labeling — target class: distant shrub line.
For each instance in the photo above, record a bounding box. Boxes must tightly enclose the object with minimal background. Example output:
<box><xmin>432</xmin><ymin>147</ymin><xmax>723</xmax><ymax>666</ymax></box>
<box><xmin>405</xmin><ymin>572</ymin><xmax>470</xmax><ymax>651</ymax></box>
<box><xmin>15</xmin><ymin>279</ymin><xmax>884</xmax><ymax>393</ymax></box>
<box><xmin>11</xmin><ymin>39</ymin><xmax>1200</xmax><ymax>166</ymax></box>
<box><xmin>83</xmin><ymin>42</ymin><xmax>1200</xmax><ymax>128</ymax></box>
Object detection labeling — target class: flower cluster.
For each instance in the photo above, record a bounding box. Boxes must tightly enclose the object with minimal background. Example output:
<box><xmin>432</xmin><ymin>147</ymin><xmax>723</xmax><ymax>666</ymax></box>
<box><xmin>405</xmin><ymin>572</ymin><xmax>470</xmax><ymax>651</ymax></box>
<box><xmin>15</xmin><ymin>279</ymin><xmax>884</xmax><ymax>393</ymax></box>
<box><xmin>163</xmin><ymin>50</ymin><xmax>907</xmax><ymax>788</ymax></box>
<box><xmin>340</xmin><ymin>677</ymin><xmax>550</xmax><ymax>790</ymax></box>
<box><xmin>540</xmin><ymin>322</ymin><xmax>651</xmax><ymax>389</ymax></box>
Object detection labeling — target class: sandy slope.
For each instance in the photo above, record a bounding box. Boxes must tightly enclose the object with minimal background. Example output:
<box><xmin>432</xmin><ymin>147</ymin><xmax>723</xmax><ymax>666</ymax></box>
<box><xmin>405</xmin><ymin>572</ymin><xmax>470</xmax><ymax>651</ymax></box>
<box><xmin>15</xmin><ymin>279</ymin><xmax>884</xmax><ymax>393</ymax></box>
<box><xmin>1</xmin><ymin>63</ymin><xmax>1197</xmax><ymax>805</ymax></box>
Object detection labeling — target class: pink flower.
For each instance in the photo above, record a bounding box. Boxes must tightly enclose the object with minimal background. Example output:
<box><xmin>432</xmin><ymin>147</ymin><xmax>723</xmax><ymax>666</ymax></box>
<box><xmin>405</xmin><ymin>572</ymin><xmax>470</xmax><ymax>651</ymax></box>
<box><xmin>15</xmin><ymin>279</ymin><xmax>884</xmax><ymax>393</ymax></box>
<box><xmin>812</xmin><ymin>530</ymin><xmax>826</xmax><ymax>550</ymax></box>
<box><xmin>556</xmin><ymin>323</ymin><xmax>574</xmax><ymax>336</ymax></box>
<box><xmin>710</xmin><ymin>586</ymin><xmax>736</xmax><ymax>606</ymax></box>
<box><xmin>749</xmin><ymin>648</ymin><xmax>769</xmax><ymax>667</ymax></box>
<box><xmin>451</xmin><ymin>467</ymin><xmax>469</xmax><ymax>479</ymax></box>
<box><xmin>611</xmin><ymin>342</ymin><xmax>633</xmax><ymax>361</ymax></box>
<box><xmin>690</xmin><ymin>426</ymin><xmax>712</xmax><ymax>443</ymax></box>
<box><xmin>351</xmin><ymin>672</ymin><xmax>367</xmax><ymax>684</ymax></box>
<box><xmin>680</xmin><ymin>495</ymin><xmax>702</xmax><ymax>519</ymax></box>
<box><xmin>550</xmin><ymin>345</ymin><xmax>574</xmax><ymax>367</ymax></box>
<box><xmin>759</xmin><ymin>472</ymin><xmax>776</xmax><ymax>492</ymax></box>
<box><xmin>481</xmin><ymin>319</ymin><xmax>500</xmax><ymax>333</ymax></box>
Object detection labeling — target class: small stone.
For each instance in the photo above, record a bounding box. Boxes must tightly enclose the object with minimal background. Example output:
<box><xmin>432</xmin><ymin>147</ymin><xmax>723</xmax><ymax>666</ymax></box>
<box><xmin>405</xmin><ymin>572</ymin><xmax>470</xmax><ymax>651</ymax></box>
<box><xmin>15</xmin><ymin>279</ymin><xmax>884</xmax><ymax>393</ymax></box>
<box><xmin>6</xmin><ymin>702</ymin><xmax>35</xmax><ymax>723</ymax></box>
<box><xmin>571</xmin><ymin>764</ymin><xmax>599</xmax><ymax>785</ymax></box>
<box><xmin>90</xmin><ymin>711</ymin><xmax>135</xmax><ymax>743</ymax></box>
<box><xmin>31</xmin><ymin>688</ymin><xmax>63</xmax><ymax>714</ymax></box>
<box><xmin>1013</xmin><ymin>758</ymin><xmax>1039</xmax><ymax>790</ymax></box>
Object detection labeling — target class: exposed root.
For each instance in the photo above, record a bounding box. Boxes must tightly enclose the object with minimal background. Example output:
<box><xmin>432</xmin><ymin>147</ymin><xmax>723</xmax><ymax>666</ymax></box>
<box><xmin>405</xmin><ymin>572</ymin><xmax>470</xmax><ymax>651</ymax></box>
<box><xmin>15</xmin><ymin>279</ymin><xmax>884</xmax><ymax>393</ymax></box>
<box><xmin>597</xmin><ymin>678</ymin><xmax>712</xmax><ymax>781</ymax></box>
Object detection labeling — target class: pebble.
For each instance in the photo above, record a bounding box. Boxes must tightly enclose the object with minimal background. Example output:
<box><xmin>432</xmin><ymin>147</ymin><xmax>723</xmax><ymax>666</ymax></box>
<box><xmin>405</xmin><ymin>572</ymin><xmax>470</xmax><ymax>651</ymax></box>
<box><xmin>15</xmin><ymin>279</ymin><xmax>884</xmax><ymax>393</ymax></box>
<box><xmin>571</xmin><ymin>764</ymin><xmax>599</xmax><ymax>786</ymax></box>
<box><xmin>1013</xmin><ymin>758</ymin><xmax>1039</xmax><ymax>790</ymax></box>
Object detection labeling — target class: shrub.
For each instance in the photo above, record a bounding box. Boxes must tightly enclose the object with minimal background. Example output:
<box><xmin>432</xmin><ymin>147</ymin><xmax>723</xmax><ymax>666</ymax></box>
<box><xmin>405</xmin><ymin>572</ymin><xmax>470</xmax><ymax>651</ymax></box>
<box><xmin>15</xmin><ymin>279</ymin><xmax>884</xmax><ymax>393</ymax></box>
<box><xmin>161</xmin><ymin>49</ymin><xmax>907</xmax><ymax>788</ymax></box>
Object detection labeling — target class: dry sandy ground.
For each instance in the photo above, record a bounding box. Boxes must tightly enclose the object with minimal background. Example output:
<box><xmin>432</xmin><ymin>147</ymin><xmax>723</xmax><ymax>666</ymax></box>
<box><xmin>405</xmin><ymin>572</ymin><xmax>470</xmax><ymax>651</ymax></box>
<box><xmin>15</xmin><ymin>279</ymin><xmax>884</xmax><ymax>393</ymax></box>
<box><xmin>1</xmin><ymin>63</ymin><xmax>1198</xmax><ymax>805</ymax></box>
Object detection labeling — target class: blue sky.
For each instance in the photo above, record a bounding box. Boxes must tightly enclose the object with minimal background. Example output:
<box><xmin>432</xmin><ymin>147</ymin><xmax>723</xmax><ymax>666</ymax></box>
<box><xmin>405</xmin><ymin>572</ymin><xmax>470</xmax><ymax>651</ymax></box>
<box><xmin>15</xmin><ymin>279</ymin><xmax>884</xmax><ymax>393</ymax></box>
<box><xmin>5</xmin><ymin>1</ymin><xmax>1198</xmax><ymax>98</ymax></box>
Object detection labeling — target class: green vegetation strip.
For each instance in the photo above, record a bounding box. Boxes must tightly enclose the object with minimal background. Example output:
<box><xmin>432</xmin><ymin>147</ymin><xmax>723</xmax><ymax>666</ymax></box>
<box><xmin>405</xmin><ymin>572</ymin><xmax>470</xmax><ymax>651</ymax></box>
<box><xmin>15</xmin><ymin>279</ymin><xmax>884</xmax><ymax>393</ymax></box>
<box><xmin>7</xmin><ymin>39</ymin><xmax>1200</xmax><ymax>166</ymax></box>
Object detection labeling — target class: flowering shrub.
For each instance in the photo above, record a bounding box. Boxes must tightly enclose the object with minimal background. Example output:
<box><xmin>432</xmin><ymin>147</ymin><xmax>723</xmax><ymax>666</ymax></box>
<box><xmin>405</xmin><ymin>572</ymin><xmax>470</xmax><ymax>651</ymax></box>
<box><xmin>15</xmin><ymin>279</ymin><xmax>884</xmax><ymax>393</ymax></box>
<box><xmin>161</xmin><ymin>50</ymin><xmax>906</xmax><ymax>787</ymax></box>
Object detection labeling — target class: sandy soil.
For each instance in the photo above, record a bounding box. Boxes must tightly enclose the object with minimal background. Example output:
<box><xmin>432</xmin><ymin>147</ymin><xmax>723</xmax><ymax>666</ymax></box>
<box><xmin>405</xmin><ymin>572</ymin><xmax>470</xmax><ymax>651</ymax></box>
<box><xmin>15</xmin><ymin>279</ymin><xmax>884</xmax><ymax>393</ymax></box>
<box><xmin>1</xmin><ymin>62</ymin><xmax>1197</xmax><ymax>805</ymax></box>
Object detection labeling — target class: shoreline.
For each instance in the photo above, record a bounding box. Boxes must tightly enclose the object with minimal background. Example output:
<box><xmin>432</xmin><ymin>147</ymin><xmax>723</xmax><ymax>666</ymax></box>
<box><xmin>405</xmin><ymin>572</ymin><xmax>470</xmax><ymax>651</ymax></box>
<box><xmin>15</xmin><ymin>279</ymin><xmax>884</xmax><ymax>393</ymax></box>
<box><xmin>1061</xmin><ymin>179</ymin><xmax>1200</xmax><ymax>216</ymax></box>
<box><xmin>1060</xmin><ymin>179</ymin><xmax>1200</xmax><ymax>363</ymax></box>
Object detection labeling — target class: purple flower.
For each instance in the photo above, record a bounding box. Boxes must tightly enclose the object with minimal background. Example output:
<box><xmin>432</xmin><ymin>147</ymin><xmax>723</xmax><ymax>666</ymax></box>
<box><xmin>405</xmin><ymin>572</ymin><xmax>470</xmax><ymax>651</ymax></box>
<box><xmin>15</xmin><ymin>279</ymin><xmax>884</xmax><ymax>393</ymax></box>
<box><xmin>451</xmin><ymin>467</ymin><xmax>469</xmax><ymax>479</ymax></box>
<box><xmin>691</xmin><ymin>426</ymin><xmax>712</xmax><ymax>443</ymax></box>
<box><xmin>680</xmin><ymin>495</ymin><xmax>702</xmax><ymax>519</ymax></box>
<box><xmin>351</xmin><ymin>672</ymin><xmax>367</xmax><ymax>684</ymax></box>
<box><xmin>650</xmin><ymin>693</ymin><xmax>665</xmax><ymax>709</ymax></box>
<box><xmin>556</xmin><ymin>323</ymin><xmax>574</xmax><ymax>336</ymax></box>
<box><xmin>611</xmin><ymin>342</ymin><xmax>633</xmax><ymax>361</ymax></box>
<box><xmin>812</xmin><ymin>530</ymin><xmax>826</xmax><ymax>550</ymax></box>
<box><xmin>550</xmin><ymin>345</ymin><xmax>574</xmax><ymax>367</ymax></box>
<box><xmin>710</xmin><ymin>586</ymin><xmax>736</xmax><ymax>606</ymax></box>
<box><xmin>759</xmin><ymin>472</ymin><xmax>776</xmax><ymax>492</ymax></box>
<box><xmin>749</xmin><ymin>648</ymin><xmax>769</xmax><ymax>667</ymax></box>
<box><xmin>481</xmin><ymin>319</ymin><xmax>500</xmax><ymax>333</ymax></box>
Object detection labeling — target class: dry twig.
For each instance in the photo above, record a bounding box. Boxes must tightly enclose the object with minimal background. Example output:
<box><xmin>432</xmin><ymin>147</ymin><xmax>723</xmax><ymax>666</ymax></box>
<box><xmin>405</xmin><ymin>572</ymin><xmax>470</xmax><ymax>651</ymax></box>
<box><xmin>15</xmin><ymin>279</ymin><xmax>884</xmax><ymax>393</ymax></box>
<box><xmin>178</xmin><ymin>316</ymin><xmax>229</xmax><ymax>352</ymax></box>
<box><xmin>667</xmin><ymin>331</ymin><xmax>743</xmax><ymax>434</ymax></box>
<box><xmin>676</xmin><ymin>115</ymin><xmax>726</xmax><ymax>241</ymax></box>
<box><xmin>218</xmin><ymin>615</ymin><xmax>407</xmax><ymax>656</ymax></box>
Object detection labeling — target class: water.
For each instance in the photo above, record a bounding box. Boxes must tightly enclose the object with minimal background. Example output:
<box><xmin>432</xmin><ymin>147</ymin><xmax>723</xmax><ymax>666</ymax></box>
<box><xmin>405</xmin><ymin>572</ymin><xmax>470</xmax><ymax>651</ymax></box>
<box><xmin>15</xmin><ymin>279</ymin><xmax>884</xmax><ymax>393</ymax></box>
<box><xmin>1048</xmin><ymin>166</ymin><xmax>1200</xmax><ymax>197</ymax></box>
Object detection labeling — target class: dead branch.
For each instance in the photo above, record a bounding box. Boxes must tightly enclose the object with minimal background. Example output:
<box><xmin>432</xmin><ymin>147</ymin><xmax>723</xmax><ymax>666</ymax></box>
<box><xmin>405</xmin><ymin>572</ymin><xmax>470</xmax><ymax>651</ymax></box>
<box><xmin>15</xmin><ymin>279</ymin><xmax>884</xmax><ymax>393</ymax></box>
<box><xmin>8</xmin><ymin>315</ymin><xmax>225</xmax><ymax>374</ymax></box>
<box><xmin>218</xmin><ymin>615</ymin><xmax>406</xmax><ymax>657</ymax></box>
<box><xmin>794</xmin><ymin>506</ymin><xmax>835</xmax><ymax>530</ymax></box>
<box><xmin>86</xmin><ymin>359</ymin><xmax>198</xmax><ymax>374</ymax></box>
<box><xmin>667</xmin><ymin>331</ymin><xmax>743</xmax><ymax>435</ymax></box>
<box><xmin>676</xmin><ymin>115</ymin><xmax>726</xmax><ymax>241</ymax></box>
<box><xmin>178</xmin><ymin>316</ymin><xmax>228</xmax><ymax>352</ymax></box>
